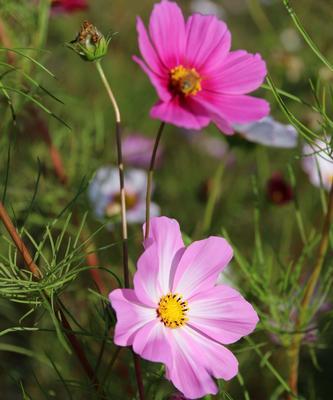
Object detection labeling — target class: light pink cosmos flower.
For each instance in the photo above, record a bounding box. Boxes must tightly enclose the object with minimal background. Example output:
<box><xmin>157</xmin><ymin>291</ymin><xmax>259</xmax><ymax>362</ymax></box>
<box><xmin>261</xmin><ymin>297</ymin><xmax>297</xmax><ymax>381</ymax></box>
<box><xmin>51</xmin><ymin>0</ymin><xmax>87</xmax><ymax>14</ymax></box>
<box><xmin>109</xmin><ymin>217</ymin><xmax>259</xmax><ymax>399</ymax></box>
<box><xmin>133</xmin><ymin>0</ymin><xmax>269</xmax><ymax>134</ymax></box>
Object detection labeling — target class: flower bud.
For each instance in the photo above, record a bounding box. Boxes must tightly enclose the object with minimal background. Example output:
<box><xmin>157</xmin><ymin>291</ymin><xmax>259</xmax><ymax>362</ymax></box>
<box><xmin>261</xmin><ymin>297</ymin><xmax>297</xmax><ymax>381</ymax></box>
<box><xmin>266</xmin><ymin>172</ymin><xmax>293</xmax><ymax>206</ymax></box>
<box><xmin>66</xmin><ymin>21</ymin><xmax>111</xmax><ymax>62</ymax></box>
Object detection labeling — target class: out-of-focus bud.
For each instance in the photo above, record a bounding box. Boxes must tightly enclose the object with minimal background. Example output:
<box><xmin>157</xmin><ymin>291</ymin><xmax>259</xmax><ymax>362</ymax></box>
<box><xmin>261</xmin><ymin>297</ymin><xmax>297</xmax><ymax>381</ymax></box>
<box><xmin>66</xmin><ymin>21</ymin><xmax>111</xmax><ymax>62</ymax></box>
<box><xmin>51</xmin><ymin>0</ymin><xmax>87</xmax><ymax>15</ymax></box>
<box><xmin>266</xmin><ymin>172</ymin><xmax>293</xmax><ymax>205</ymax></box>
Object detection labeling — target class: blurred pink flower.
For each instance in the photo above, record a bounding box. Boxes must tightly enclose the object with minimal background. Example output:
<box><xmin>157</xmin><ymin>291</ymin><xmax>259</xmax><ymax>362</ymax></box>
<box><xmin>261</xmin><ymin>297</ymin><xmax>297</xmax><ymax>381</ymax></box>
<box><xmin>122</xmin><ymin>134</ymin><xmax>163</xmax><ymax>169</ymax></box>
<box><xmin>133</xmin><ymin>0</ymin><xmax>269</xmax><ymax>134</ymax></box>
<box><xmin>109</xmin><ymin>217</ymin><xmax>259</xmax><ymax>399</ymax></box>
<box><xmin>51</xmin><ymin>0</ymin><xmax>87</xmax><ymax>14</ymax></box>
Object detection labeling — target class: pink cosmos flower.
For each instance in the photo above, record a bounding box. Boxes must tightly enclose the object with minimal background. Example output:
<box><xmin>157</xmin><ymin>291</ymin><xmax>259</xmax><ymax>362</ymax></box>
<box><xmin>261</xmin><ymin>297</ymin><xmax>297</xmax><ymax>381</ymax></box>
<box><xmin>109</xmin><ymin>217</ymin><xmax>259</xmax><ymax>399</ymax></box>
<box><xmin>51</xmin><ymin>0</ymin><xmax>87</xmax><ymax>14</ymax></box>
<box><xmin>133</xmin><ymin>0</ymin><xmax>269</xmax><ymax>134</ymax></box>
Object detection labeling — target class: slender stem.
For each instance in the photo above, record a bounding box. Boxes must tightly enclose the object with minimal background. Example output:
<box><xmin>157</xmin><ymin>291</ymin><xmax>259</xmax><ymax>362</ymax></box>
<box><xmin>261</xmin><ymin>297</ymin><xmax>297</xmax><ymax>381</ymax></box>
<box><xmin>96</xmin><ymin>60</ymin><xmax>145</xmax><ymax>399</ymax></box>
<box><xmin>34</xmin><ymin>109</ymin><xmax>69</xmax><ymax>185</ymax></box>
<box><xmin>0</xmin><ymin>201</ymin><xmax>102</xmax><ymax>394</ymax></box>
<box><xmin>96</xmin><ymin>61</ymin><xmax>121</xmax><ymax>124</ymax></box>
<box><xmin>202</xmin><ymin>160</ymin><xmax>225</xmax><ymax>234</ymax></box>
<box><xmin>33</xmin><ymin>108</ymin><xmax>106</xmax><ymax>292</ymax></box>
<box><xmin>145</xmin><ymin>122</ymin><xmax>165</xmax><ymax>240</ymax></box>
<box><xmin>287</xmin><ymin>181</ymin><xmax>333</xmax><ymax>398</ymax></box>
<box><xmin>58</xmin><ymin>307</ymin><xmax>101</xmax><ymax>391</ymax></box>
<box><xmin>133</xmin><ymin>350</ymin><xmax>145</xmax><ymax>398</ymax></box>
<box><xmin>0</xmin><ymin>201</ymin><xmax>42</xmax><ymax>279</ymax></box>
<box><xmin>0</xmin><ymin>17</ymin><xmax>15</xmax><ymax>64</ymax></box>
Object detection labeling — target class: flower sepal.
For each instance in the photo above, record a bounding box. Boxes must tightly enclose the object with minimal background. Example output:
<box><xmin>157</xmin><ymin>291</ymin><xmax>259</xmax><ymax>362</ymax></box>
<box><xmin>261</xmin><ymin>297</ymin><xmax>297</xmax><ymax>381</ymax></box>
<box><xmin>66</xmin><ymin>21</ymin><xmax>113</xmax><ymax>62</ymax></box>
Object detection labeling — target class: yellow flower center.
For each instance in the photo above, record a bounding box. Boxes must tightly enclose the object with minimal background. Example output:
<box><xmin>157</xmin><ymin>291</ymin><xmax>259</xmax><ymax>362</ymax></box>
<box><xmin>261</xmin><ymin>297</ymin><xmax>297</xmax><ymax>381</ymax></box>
<box><xmin>170</xmin><ymin>65</ymin><xmax>202</xmax><ymax>96</ymax></box>
<box><xmin>105</xmin><ymin>192</ymin><xmax>138</xmax><ymax>217</ymax></box>
<box><xmin>157</xmin><ymin>293</ymin><xmax>189</xmax><ymax>329</ymax></box>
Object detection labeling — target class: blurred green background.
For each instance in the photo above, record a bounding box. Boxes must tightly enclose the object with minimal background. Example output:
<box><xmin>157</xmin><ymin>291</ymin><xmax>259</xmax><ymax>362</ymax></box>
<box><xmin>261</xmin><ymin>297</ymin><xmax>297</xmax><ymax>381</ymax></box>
<box><xmin>0</xmin><ymin>0</ymin><xmax>333</xmax><ymax>399</ymax></box>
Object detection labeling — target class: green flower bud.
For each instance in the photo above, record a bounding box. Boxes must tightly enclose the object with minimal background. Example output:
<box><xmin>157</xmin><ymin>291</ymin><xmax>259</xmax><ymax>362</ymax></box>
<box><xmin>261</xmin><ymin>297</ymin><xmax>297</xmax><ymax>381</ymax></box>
<box><xmin>66</xmin><ymin>21</ymin><xmax>112</xmax><ymax>62</ymax></box>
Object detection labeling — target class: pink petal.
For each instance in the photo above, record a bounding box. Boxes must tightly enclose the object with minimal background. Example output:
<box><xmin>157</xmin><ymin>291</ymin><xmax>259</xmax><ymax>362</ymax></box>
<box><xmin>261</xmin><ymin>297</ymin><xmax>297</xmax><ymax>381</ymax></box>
<box><xmin>132</xmin><ymin>319</ymin><xmax>172</xmax><ymax>365</ymax></box>
<box><xmin>198</xmin><ymin>91</ymin><xmax>270</xmax><ymax>125</ymax></box>
<box><xmin>204</xmin><ymin>50</ymin><xmax>267</xmax><ymax>94</ymax></box>
<box><xmin>109</xmin><ymin>289</ymin><xmax>155</xmax><ymax>346</ymax></box>
<box><xmin>134</xmin><ymin>243</ymin><xmax>161</xmax><ymax>307</ymax></box>
<box><xmin>216</xmin><ymin>94</ymin><xmax>270</xmax><ymax>123</ymax></box>
<box><xmin>185</xmin><ymin>14</ymin><xmax>231</xmax><ymax>74</ymax></box>
<box><xmin>136</xmin><ymin>17</ymin><xmax>166</xmax><ymax>76</ymax></box>
<box><xmin>188</xmin><ymin>285</ymin><xmax>259</xmax><ymax>344</ymax></box>
<box><xmin>142</xmin><ymin>217</ymin><xmax>185</xmax><ymax>294</ymax></box>
<box><xmin>149</xmin><ymin>0</ymin><xmax>186</xmax><ymax>68</ymax></box>
<box><xmin>133</xmin><ymin>55</ymin><xmax>171</xmax><ymax>102</ymax></box>
<box><xmin>172</xmin><ymin>236</ymin><xmax>233</xmax><ymax>299</ymax></box>
<box><xmin>167</xmin><ymin>327</ymin><xmax>238</xmax><ymax>398</ymax></box>
<box><xmin>212</xmin><ymin>114</ymin><xmax>234</xmax><ymax>135</ymax></box>
<box><xmin>150</xmin><ymin>97</ymin><xmax>211</xmax><ymax>130</ymax></box>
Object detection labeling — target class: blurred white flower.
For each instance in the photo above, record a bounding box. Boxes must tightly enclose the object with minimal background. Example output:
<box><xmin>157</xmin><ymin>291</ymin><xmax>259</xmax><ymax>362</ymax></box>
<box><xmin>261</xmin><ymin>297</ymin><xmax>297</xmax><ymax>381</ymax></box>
<box><xmin>190</xmin><ymin>0</ymin><xmax>225</xmax><ymax>18</ymax></box>
<box><xmin>280</xmin><ymin>28</ymin><xmax>302</xmax><ymax>52</ymax></box>
<box><xmin>302</xmin><ymin>139</ymin><xmax>333</xmax><ymax>191</ymax></box>
<box><xmin>234</xmin><ymin>116</ymin><xmax>298</xmax><ymax>148</ymax></box>
<box><xmin>88</xmin><ymin>166</ymin><xmax>160</xmax><ymax>228</ymax></box>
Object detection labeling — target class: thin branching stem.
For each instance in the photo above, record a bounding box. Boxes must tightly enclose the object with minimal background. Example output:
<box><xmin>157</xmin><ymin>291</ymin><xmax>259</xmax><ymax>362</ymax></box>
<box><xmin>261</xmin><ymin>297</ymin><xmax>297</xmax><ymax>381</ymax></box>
<box><xmin>95</xmin><ymin>60</ymin><xmax>145</xmax><ymax>400</ymax></box>
<box><xmin>145</xmin><ymin>122</ymin><xmax>165</xmax><ymax>240</ymax></box>
<box><xmin>32</xmin><ymin>108</ymin><xmax>106</xmax><ymax>293</ymax></box>
<box><xmin>288</xmin><ymin>181</ymin><xmax>333</xmax><ymax>398</ymax></box>
<box><xmin>0</xmin><ymin>201</ymin><xmax>103</xmax><ymax>395</ymax></box>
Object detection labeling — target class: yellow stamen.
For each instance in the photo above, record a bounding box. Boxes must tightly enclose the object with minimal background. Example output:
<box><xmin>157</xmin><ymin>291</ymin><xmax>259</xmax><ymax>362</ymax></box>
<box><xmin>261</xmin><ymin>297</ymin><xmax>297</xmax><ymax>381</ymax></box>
<box><xmin>157</xmin><ymin>293</ymin><xmax>189</xmax><ymax>329</ymax></box>
<box><xmin>170</xmin><ymin>65</ymin><xmax>202</xmax><ymax>96</ymax></box>
<box><xmin>105</xmin><ymin>192</ymin><xmax>138</xmax><ymax>217</ymax></box>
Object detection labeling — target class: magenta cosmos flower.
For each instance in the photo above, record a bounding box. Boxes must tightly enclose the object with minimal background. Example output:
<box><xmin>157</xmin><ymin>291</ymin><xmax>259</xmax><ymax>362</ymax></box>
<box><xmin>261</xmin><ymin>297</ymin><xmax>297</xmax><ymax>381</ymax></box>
<box><xmin>109</xmin><ymin>217</ymin><xmax>259</xmax><ymax>399</ymax></box>
<box><xmin>51</xmin><ymin>0</ymin><xmax>87</xmax><ymax>14</ymax></box>
<box><xmin>133</xmin><ymin>0</ymin><xmax>269</xmax><ymax>134</ymax></box>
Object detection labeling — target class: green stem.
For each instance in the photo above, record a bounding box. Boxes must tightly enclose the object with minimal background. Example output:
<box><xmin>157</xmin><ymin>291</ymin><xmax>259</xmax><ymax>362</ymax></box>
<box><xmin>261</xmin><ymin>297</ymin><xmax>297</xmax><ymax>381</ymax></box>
<box><xmin>287</xmin><ymin>165</ymin><xmax>307</xmax><ymax>245</ymax></box>
<box><xmin>95</xmin><ymin>60</ymin><xmax>145</xmax><ymax>400</ymax></box>
<box><xmin>288</xmin><ymin>181</ymin><xmax>333</xmax><ymax>398</ymax></box>
<box><xmin>202</xmin><ymin>160</ymin><xmax>225</xmax><ymax>234</ymax></box>
<box><xmin>36</xmin><ymin>0</ymin><xmax>51</xmax><ymax>49</ymax></box>
<box><xmin>246</xmin><ymin>0</ymin><xmax>272</xmax><ymax>33</ymax></box>
<box><xmin>145</xmin><ymin>122</ymin><xmax>165</xmax><ymax>240</ymax></box>
<box><xmin>282</xmin><ymin>0</ymin><xmax>333</xmax><ymax>72</ymax></box>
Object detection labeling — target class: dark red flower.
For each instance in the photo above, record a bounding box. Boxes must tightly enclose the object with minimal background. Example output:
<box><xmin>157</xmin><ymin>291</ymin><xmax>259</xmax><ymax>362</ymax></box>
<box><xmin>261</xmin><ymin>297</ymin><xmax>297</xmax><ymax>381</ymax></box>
<box><xmin>266</xmin><ymin>172</ymin><xmax>293</xmax><ymax>205</ymax></box>
<box><xmin>51</xmin><ymin>0</ymin><xmax>87</xmax><ymax>14</ymax></box>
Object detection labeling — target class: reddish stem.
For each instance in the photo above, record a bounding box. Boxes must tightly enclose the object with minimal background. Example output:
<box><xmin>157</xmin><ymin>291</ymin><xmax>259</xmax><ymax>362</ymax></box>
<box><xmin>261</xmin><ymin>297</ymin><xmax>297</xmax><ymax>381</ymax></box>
<box><xmin>0</xmin><ymin>201</ymin><xmax>102</xmax><ymax>394</ymax></box>
<box><xmin>0</xmin><ymin>201</ymin><xmax>42</xmax><ymax>279</ymax></box>
<box><xmin>32</xmin><ymin>110</ymin><xmax>106</xmax><ymax>292</ymax></box>
<box><xmin>0</xmin><ymin>18</ymin><xmax>15</xmax><ymax>64</ymax></box>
